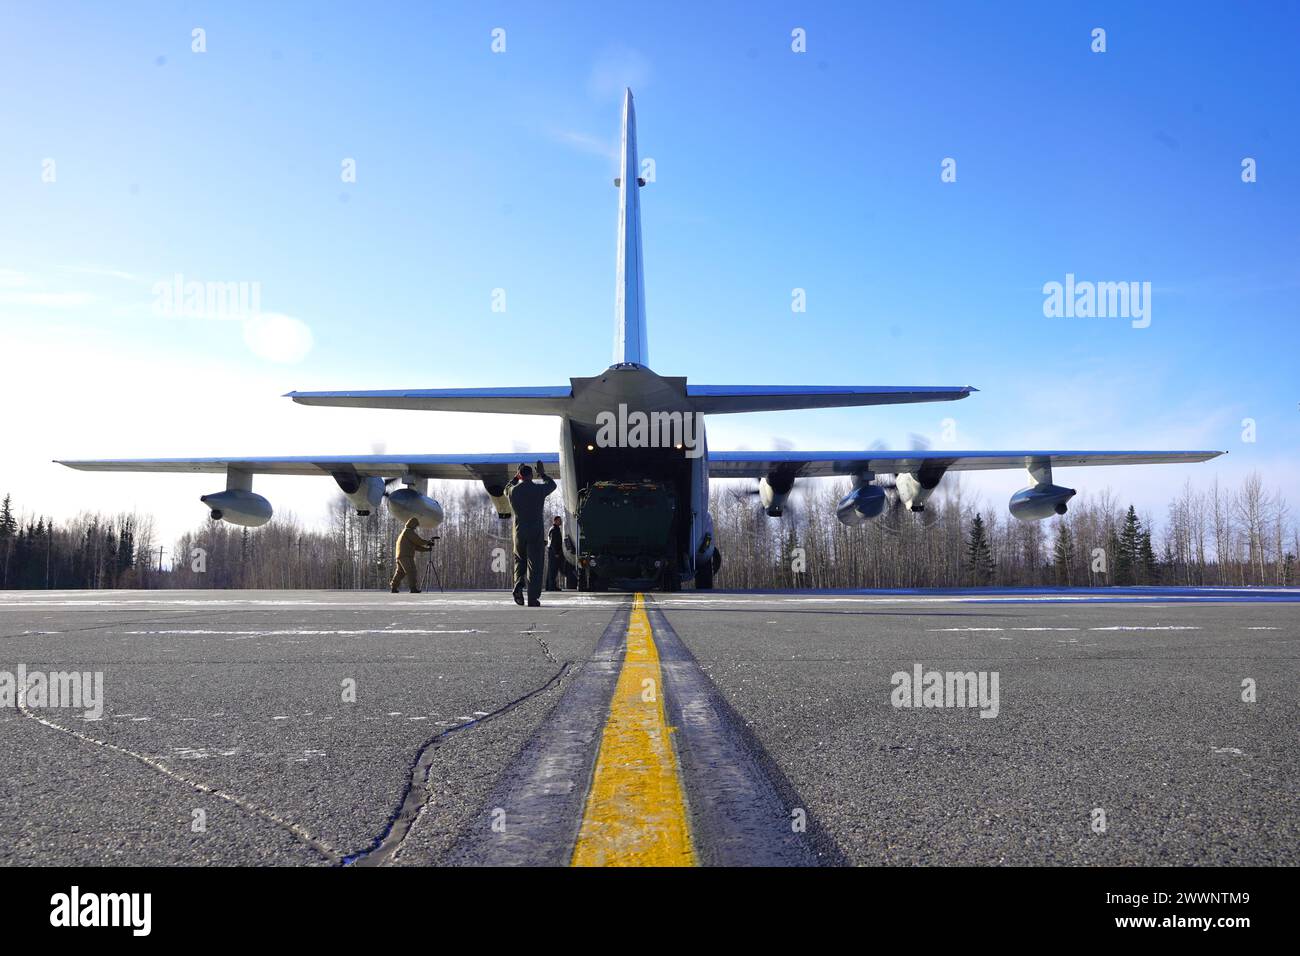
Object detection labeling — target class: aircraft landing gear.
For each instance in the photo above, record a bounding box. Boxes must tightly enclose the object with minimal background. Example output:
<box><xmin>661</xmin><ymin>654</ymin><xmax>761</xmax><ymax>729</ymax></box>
<box><xmin>578</xmin><ymin>566</ymin><xmax>607</xmax><ymax>592</ymax></box>
<box><xmin>694</xmin><ymin>549</ymin><xmax>720</xmax><ymax>590</ymax></box>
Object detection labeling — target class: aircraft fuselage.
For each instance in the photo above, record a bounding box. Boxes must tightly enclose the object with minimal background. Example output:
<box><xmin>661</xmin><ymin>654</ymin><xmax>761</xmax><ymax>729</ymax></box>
<box><xmin>552</xmin><ymin>363</ymin><xmax>713</xmax><ymax>590</ymax></box>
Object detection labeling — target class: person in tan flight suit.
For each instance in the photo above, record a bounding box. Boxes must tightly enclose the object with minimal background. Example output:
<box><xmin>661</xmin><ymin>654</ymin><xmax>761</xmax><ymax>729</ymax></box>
<box><xmin>390</xmin><ymin>516</ymin><xmax>434</xmax><ymax>593</ymax></box>
<box><xmin>505</xmin><ymin>461</ymin><xmax>556</xmax><ymax>606</ymax></box>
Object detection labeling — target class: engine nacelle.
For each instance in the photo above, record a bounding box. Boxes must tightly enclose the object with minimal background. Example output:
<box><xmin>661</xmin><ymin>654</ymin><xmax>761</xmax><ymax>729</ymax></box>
<box><xmin>483</xmin><ymin>482</ymin><xmax>512</xmax><ymax>520</ymax></box>
<box><xmin>1009</xmin><ymin>483</ymin><xmax>1076</xmax><ymax>522</ymax></box>
<box><xmin>759</xmin><ymin>473</ymin><xmax>795</xmax><ymax>518</ymax></box>
<box><xmin>387</xmin><ymin>487</ymin><xmax>444</xmax><ymax>529</ymax></box>
<box><xmin>200</xmin><ymin>489</ymin><xmax>273</xmax><ymax>528</ymax></box>
<box><xmin>895</xmin><ymin>472</ymin><xmax>938</xmax><ymax>513</ymax></box>
<box><xmin>333</xmin><ymin>473</ymin><xmax>385</xmax><ymax>516</ymax></box>
<box><xmin>836</xmin><ymin>485</ymin><xmax>887</xmax><ymax>526</ymax></box>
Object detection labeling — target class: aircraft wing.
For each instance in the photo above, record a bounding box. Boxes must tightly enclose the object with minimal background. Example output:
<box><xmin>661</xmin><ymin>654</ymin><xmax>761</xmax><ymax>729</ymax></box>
<box><xmin>285</xmin><ymin>387</ymin><xmax>572</xmax><ymax>415</ymax></box>
<box><xmin>707</xmin><ymin>449</ymin><xmax>1225</xmax><ymax>478</ymax></box>
<box><xmin>685</xmin><ymin>385</ymin><xmax>976</xmax><ymax>414</ymax></box>
<box><xmin>57</xmin><ymin>454</ymin><xmax>561</xmax><ymax>484</ymax></box>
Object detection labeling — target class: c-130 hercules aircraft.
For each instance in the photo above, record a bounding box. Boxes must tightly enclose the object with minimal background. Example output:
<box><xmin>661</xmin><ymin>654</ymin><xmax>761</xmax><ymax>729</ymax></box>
<box><xmin>61</xmin><ymin>90</ymin><xmax>1223</xmax><ymax>591</ymax></box>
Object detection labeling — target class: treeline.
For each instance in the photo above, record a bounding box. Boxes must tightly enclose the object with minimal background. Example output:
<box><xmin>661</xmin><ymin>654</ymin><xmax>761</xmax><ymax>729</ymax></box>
<box><xmin>0</xmin><ymin>494</ymin><xmax>159</xmax><ymax>589</ymax></box>
<box><xmin>714</xmin><ymin>475</ymin><xmax>1295</xmax><ymax>590</ymax></box>
<box><xmin>0</xmin><ymin>472</ymin><xmax>1294</xmax><ymax>590</ymax></box>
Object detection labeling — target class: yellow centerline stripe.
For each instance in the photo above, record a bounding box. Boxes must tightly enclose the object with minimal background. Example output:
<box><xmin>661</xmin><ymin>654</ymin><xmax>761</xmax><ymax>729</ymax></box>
<box><xmin>571</xmin><ymin>593</ymin><xmax>696</xmax><ymax>867</ymax></box>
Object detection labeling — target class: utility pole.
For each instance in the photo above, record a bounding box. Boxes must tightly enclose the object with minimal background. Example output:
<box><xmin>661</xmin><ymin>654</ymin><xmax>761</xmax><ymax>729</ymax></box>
<box><xmin>156</xmin><ymin>545</ymin><xmax>166</xmax><ymax>573</ymax></box>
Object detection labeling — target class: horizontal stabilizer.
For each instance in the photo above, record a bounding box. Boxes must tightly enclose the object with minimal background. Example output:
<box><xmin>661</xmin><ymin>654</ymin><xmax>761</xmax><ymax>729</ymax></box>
<box><xmin>686</xmin><ymin>385</ymin><xmax>976</xmax><ymax>414</ymax></box>
<box><xmin>286</xmin><ymin>387</ymin><xmax>572</xmax><ymax>416</ymax></box>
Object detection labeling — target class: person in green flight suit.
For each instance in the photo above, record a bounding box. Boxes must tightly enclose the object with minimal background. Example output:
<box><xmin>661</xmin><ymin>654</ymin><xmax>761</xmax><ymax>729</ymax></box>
<box><xmin>505</xmin><ymin>461</ymin><xmax>556</xmax><ymax>606</ymax></box>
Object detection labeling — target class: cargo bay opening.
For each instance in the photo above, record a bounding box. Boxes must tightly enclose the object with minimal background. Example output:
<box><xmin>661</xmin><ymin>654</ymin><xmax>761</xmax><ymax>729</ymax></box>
<box><xmin>562</xmin><ymin>420</ymin><xmax>706</xmax><ymax>591</ymax></box>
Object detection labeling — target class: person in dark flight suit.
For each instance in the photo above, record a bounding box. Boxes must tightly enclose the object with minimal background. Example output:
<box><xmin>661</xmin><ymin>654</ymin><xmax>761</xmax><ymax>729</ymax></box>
<box><xmin>505</xmin><ymin>461</ymin><xmax>556</xmax><ymax>606</ymax></box>
<box><xmin>545</xmin><ymin>515</ymin><xmax>564</xmax><ymax>591</ymax></box>
<box><xmin>390</xmin><ymin>517</ymin><xmax>433</xmax><ymax>593</ymax></box>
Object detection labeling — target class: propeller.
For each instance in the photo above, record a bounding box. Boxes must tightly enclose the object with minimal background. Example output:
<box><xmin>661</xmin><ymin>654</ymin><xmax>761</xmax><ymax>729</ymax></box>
<box><xmin>365</xmin><ymin>441</ymin><xmax>403</xmax><ymax>497</ymax></box>
<box><xmin>867</xmin><ymin>433</ymin><xmax>942</xmax><ymax>532</ymax></box>
<box><xmin>731</xmin><ymin>437</ymin><xmax>803</xmax><ymax>521</ymax></box>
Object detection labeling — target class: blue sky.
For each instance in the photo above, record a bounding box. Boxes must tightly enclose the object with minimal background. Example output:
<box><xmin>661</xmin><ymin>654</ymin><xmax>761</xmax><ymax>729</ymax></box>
<box><xmin>2</xmin><ymin>1</ymin><xmax>1297</xmax><ymax>546</ymax></box>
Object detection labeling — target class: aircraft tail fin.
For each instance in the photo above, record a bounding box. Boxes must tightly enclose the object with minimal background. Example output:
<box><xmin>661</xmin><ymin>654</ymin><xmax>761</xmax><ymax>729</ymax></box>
<box><xmin>614</xmin><ymin>88</ymin><xmax>649</xmax><ymax>366</ymax></box>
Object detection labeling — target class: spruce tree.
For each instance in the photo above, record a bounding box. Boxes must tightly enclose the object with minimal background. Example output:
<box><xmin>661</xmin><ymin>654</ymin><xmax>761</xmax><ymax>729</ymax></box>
<box><xmin>0</xmin><ymin>495</ymin><xmax>15</xmax><ymax>540</ymax></box>
<box><xmin>0</xmin><ymin>494</ymin><xmax>13</xmax><ymax>589</ymax></box>
<box><xmin>966</xmin><ymin>514</ymin><xmax>994</xmax><ymax>585</ymax></box>
<box><xmin>1116</xmin><ymin>506</ymin><xmax>1142</xmax><ymax>585</ymax></box>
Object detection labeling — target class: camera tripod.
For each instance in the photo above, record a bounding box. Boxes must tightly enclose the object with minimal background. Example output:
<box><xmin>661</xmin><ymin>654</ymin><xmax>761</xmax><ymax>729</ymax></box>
<box><xmin>420</xmin><ymin>536</ymin><xmax>444</xmax><ymax>592</ymax></box>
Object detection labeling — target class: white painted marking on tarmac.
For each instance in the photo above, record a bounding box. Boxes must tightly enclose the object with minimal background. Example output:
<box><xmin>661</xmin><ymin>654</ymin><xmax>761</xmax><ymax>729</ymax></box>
<box><xmin>1246</xmin><ymin>626</ymin><xmax>1279</xmax><ymax>630</ymax></box>
<box><xmin>0</xmin><ymin>595</ymin><xmax>614</xmax><ymax>609</ymax></box>
<box><xmin>173</xmin><ymin>746</ymin><xmax>241</xmax><ymax>759</ymax></box>
<box><xmin>1088</xmin><ymin>626</ymin><xmax>1200</xmax><ymax>631</ymax></box>
<box><xmin>934</xmin><ymin>626</ymin><xmax>1083</xmax><ymax>632</ymax></box>
<box><xmin>122</xmin><ymin>629</ymin><xmax>483</xmax><ymax>636</ymax></box>
<box><xmin>2</xmin><ymin>587</ymin><xmax>1295</xmax><ymax>612</ymax></box>
<box><xmin>651</xmin><ymin>587</ymin><xmax>1300</xmax><ymax>607</ymax></box>
<box><xmin>1211</xmin><ymin>747</ymin><xmax>1246</xmax><ymax>756</ymax></box>
<box><xmin>0</xmin><ymin>599</ymin><xmax>379</xmax><ymax>607</ymax></box>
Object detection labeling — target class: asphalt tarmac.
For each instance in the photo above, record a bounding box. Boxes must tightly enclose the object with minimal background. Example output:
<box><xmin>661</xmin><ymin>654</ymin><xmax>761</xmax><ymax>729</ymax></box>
<box><xmin>1</xmin><ymin>588</ymin><xmax>1296</xmax><ymax>866</ymax></box>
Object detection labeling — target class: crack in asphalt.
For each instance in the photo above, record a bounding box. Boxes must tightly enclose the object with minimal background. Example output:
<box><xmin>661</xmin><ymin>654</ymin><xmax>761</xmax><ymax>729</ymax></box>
<box><xmin>522</xmin><ymin>622</ymin><xmax>557</xmax><ymax>664</ymax></box>
<box><xmin>16</xmin><ymin>700</ymin><xmax>343</xmax><ymax>864</ymax></box>
<box><xmin>345</xmin><ymin>660</ymin><xmax>573</xmax><ymax>867</ymax></box>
